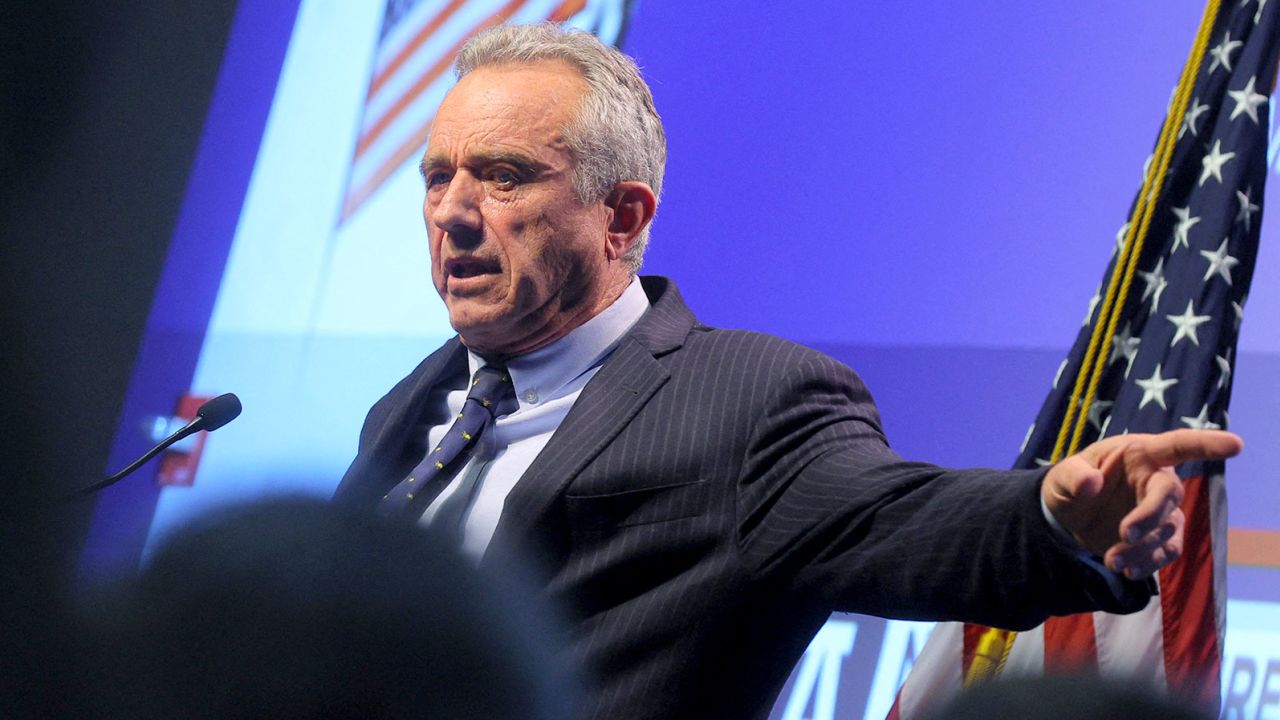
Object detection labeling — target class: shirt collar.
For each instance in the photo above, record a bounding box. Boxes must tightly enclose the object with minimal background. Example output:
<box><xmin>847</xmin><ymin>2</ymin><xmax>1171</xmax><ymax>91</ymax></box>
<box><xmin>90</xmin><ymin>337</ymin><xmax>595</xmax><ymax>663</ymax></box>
<box><xmin>467</xmin><ymin>277</ymin><xmax>650</xmax><ymax>408</ymax></box>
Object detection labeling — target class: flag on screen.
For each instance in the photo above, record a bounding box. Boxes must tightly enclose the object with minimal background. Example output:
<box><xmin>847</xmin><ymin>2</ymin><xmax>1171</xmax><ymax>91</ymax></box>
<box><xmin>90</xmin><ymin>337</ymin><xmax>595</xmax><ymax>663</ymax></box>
<box><xmin>339</xmin><ymin>0</ymin><xmax>633</xmax><ymax>222</ymax></box>
<box><xmin>889</xmin><ymin>2</ymin><xmax>1279</xmax><ymax>717</ymax></box>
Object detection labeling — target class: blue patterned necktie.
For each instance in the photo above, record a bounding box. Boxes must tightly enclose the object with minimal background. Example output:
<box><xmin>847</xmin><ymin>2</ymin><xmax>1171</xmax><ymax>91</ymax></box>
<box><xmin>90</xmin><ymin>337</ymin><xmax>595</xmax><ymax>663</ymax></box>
<box><xmin>378</xmin><ymin>365</ymin><xmax>518</xmax><ymax>523</ymax></box>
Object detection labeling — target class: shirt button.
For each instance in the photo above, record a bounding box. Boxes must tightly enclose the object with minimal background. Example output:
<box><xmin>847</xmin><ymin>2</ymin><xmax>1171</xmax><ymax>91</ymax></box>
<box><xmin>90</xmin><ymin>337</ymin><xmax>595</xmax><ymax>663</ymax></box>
<box><xmin>524</xmin><ymin>389</ymin><xmax>539</xmax><ymax>404</ymax></box>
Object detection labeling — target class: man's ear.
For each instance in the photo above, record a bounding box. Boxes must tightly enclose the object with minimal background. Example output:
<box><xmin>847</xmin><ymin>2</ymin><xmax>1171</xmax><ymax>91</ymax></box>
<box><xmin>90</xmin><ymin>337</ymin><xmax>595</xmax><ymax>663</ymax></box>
<box><xmin>603</xmin><ymin>181</ymin><xmax>657</xmax><ymax>262</ymax></box>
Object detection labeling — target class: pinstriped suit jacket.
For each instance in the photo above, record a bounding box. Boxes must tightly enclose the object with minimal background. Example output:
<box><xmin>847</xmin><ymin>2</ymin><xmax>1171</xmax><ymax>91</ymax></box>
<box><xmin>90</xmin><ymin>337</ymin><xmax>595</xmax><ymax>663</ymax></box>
<box><xmin>335</xmin><ymin>276</ymin><xmax>1151</xmax><ymax>719</ymax></box>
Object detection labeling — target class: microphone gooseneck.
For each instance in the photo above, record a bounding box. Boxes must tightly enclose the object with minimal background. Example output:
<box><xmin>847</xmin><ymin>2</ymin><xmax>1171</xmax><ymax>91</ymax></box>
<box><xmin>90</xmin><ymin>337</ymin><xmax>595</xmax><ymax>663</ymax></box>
<box><xmin>62</xmin><ymin>393</ymin><xmax>242</xmax><ymax>500</ymax></box>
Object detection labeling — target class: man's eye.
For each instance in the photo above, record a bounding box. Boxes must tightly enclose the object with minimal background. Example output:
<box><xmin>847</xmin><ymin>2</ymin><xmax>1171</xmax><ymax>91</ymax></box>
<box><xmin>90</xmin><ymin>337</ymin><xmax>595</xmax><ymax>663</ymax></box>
<box><xmin>425</xmin><ymin>171</ymin><xmax>451</xmax><ymax>189</ymax></box>
<box><xmin>488</xmin><ymin>169</ymin><xmax>520</xmax><ymax>189</ymax></box>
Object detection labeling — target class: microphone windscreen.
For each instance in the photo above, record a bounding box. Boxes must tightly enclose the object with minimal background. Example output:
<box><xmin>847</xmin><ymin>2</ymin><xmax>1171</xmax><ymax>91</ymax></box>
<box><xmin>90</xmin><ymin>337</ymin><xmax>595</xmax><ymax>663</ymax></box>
<box><xmin>197</xmin><ymin>393</ymin><xmax>242</xmax><ymax>432</ymax></box>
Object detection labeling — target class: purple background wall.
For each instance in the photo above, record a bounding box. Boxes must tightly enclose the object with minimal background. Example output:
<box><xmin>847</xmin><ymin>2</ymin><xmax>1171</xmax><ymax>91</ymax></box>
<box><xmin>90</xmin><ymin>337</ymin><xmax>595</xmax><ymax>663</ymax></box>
<box><xmin>67</xmin><ymin>1</ymin><xmax>1280</xmax><ymax>717</ymax></box>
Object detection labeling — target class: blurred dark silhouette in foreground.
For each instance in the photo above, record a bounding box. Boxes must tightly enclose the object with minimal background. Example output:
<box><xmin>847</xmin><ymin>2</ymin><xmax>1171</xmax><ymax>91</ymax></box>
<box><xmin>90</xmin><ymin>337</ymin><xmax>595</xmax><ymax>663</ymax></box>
<box><xmin>84</xmin><ymin>497</ymin><xmax>572</xmax><ymax>719</ymax></box>
<box><xmin>922</xmin><ymin>674</ymin><xmax>1212</xmax><ymax>720</ymax></box>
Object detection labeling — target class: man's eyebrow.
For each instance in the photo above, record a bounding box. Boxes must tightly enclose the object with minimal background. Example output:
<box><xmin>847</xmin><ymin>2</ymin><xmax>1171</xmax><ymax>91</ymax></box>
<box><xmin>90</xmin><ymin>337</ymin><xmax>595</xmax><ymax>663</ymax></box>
<box><xmin>478</xmin><ymin>151</ymin><xmax>546</xmax><ymax>170</ymax></box>
<box><xmin>419</xmin><ymin>150</ymin><xmax>551</xmax><ymax>178</ymax></box>
<box><xmin>419</xmin><ymin>153</ymin><xmax>446</xmax><ymax>178</ymax></box>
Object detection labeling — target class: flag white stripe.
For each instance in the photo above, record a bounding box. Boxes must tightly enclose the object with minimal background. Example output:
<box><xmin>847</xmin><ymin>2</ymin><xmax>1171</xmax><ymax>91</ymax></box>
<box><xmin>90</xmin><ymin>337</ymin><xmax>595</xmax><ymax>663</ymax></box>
<box><xmin>362</xmin><ymin>2</ymin><xmax>503</xmax><ymax>134</ymax></box>
<box><xmin>367</xmin><ymin>0</ymin><xmax>577</xmax><ymax>130</ymax></box>
<box><xmin>374</xmin><ymin>0</ymin><xmax>455</xmax><ymax>74</ymax></box>
<box><xmin>1209</xmin><ymin>472</ymin><xmax>1228</xmax><ymax>646</ymax></box>
<box><xmin>1094</xmin><ymin>602</ymin><xmax>1168</xmax><ymax>685</ymax></box>
<box><xmin>1003</xmin><ymin>623</ymin><xmax>1045</xmax><ymax>678</ymax></box>
<box><xmin>350</xmin><ymin>75</ymin><xmax>454</xmax><ymax>191</ymax></box>
<box><xmin>895</xmin><ymin>621</ymin><xmax>963</xmax><ymax>720</ymax></box>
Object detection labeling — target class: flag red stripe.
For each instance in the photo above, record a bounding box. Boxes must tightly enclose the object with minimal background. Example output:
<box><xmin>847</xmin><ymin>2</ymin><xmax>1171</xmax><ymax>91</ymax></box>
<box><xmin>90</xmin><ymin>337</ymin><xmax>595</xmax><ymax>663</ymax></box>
<box><xmin>1159</xmin><ymin>473</ymin><xmax>1220</xmax><ymax>706</ymax></box>
<box><xmin>960</xmin><ymin>623</ymin><xmax>985</xmax><ymax>679</ymax></box>
<box><xmin>1042</xmin><ymin>613</ymin><xmax>1097</xmax><ymax>673</ymax></box>
<box><xmin>343</xmin><ymin>118</ymin><xmax>433</xmax><ymax>219</ymax></box>
<box><xmin>367</xmin><ymin>0</ymin><xmax>470</xmax><ymax>101</ymax></box>
<box><xmin>547</xmin><ymin>0</ymin><xmax>587</xmax><ymax>21</ymax></box>
<box><xmin>354</xmin><ymin>0</ymin><xmax>528</xmax><ymax>159</ymax></box>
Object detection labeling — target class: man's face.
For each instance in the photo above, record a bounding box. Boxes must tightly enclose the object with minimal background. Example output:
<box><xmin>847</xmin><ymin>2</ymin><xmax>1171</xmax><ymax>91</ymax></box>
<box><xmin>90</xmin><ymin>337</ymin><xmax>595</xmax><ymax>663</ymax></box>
<box><xmin>421</xmin><ymin>60</ymin><xmax>622</xmax><ymax>357</ymax></box>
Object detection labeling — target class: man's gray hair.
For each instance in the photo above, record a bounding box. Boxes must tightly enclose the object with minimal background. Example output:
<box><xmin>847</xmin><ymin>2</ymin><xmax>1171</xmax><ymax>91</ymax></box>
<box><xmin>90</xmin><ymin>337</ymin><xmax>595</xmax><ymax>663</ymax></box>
<box><xmin>455</xmin><ymin>23</ymin><xmax>666</xmax><ymax>272</ymax></box>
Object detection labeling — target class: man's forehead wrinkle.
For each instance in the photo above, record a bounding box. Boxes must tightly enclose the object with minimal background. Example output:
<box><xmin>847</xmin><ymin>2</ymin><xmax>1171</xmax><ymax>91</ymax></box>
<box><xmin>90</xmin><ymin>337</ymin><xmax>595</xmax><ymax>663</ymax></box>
<box><xmin>426</xmin><ymin>125</ymin><xmax>571</xmax><ymax>172</ymax></box>
<box><xmin>427</xmin><ymin>134</ymin><xmax>556</xmax><ymax>167</ymax></box>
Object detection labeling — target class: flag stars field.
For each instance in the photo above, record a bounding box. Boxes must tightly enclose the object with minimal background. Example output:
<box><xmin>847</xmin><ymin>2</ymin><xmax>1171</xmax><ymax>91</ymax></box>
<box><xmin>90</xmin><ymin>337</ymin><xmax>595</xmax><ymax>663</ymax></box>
<box><xmin>1227</xmin><ymin>76</ymin><xmax>1269</xmax><ymax>124</ymax></box>
<box><xmin>1115</xmin><ymin>222</ymin><xmax>1132</xmax><ymax>253</ymax></box>
<box><xmin>1136</xmin><ymin>364</ymin><xmax>1179</xmax><ymax>411</ymax></box>
<box><xmin>1110</xmin><ymin>324</ymin><xmax>1142</xmax><ymax>378</ymax></box>
<box><xmin>1180</xmin><ymin>404</ymin><xmax>1222</xmax><ymax>431</ymax></box>
<box><xmin>1207</xmin><ymin>30</ymin><xmax>1243</xmax><ymax>73</ymax></box>
<box><xmin>1082</xmin><ymin>291</ymin><xmax>1101</xmax><ymax>326</ymax></box>
<box><xmin>1199</xmin><ymin>140</ymin><xmax>1236</xmax><ymax>185</ymax></box>
<box><xmin>1167</xmin><ymin>299</ymin><xmax>1213</xmax><ymax>347</ymax></box>
<box><xmin>1139</xmin><ymin>257</ymin><xmax>1169</xmax><ymax>313</ymax></box>
<box><xmin>1236</xmin><ymin>187</ymin><xmax>1260</xmax><ymax>231</ymax></box>
<box><xmin>1216</xmin><ymin>350</ymin><xmax>1233</xmax><ymax>389</ymax></box>
<box><xmin>1086</xmin><ymin>399</ymin><xmax>1114</xmax><ymax>431</ymax></box>
<box><xmin>1180</xmin><ymin>96</ymin><xmax>1209</xmax><ymax>138</ymax></box>
<box><xmin>1098</xmin><ymin>415</ymin><xmax>1124</xmax><ymax>439</ymax></box>
<box><xmin>1171</xmin><ymin>205</ymin><xmax>1201</xmax><ymax>250</ymax></box>
<box><xmin>1109</xmin><ymin>323</ymin><xmax>1141</xmax><ymax>366</ymax></box>
<box><xmin>1200</xmin><ymin>239</ymin><xmax>1241</xmax><ymax>284</ymax></box>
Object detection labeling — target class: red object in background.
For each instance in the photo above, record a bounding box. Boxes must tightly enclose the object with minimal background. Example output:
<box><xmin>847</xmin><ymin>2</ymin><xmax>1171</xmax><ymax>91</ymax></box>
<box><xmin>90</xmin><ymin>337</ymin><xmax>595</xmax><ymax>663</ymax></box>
<box><xmin>157</xmin><ymin>393</ymin><xmax>211</xmax><ymax>487</ymax></box>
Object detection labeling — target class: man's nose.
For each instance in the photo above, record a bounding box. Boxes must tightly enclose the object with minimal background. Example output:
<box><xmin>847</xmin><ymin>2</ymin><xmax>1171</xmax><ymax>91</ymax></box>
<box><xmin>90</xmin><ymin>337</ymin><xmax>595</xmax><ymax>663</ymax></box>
<box><xmin>430</xmin><ymin>173</ymin><xmax>483</xmax><ymax>243</ymax></box>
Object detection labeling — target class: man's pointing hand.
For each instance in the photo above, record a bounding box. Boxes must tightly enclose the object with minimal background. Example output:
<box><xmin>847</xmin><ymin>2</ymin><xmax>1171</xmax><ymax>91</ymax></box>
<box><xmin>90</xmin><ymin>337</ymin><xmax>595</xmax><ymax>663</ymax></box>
<box><xmin>1043</xmin><ymin>429</ymin><xmax>1243</xmax><ymax>579</ymax></box>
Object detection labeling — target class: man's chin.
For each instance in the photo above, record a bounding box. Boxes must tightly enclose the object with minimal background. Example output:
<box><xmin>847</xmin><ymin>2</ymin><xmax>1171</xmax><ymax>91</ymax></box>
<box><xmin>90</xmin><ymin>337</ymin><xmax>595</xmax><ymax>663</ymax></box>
<box><xmin>446</xmin><ymin>304</ymin><xmax>511</xmax><ymax>343</ymax></box>
<box><xmin>444</xmin><ymin>289</ymin><xmax>502</xmax><ymax>316</ymax></box>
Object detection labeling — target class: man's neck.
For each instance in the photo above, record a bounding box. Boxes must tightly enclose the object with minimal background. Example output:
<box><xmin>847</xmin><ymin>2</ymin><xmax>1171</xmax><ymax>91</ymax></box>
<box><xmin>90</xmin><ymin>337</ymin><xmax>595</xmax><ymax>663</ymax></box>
<box><xmin>465</xmin><ymin>273</ymin><xmax>637</xmax><ymax>362</ymax></box>
<box><xmin>467</xmin><ymin>276</ymin><xmax>649</xmax><ymax>377</ymax></box>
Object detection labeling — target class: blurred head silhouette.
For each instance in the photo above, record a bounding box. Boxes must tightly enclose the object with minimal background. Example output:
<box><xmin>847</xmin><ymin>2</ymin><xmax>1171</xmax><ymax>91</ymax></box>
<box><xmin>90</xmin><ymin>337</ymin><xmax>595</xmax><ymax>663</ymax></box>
<box><xmin>922</xmin><ymin>675</ymin><xmax>1212</xmax><ymax>720</ymax></box>
<box><xmin>89</xmin><ymin>497</ymin><xmax>570</xmax><ymax>719</ymax></box>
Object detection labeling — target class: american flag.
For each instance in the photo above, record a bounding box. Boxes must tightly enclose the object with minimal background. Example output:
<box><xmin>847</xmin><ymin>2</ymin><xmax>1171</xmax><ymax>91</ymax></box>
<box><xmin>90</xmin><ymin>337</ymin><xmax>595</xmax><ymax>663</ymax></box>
<box><xmin>340</xmin><ymin>0</ymin><xmax>633</xmax><ymax>222</ymax></box>
<box><xmin>890</xmin><ymin>1</ymin><xmax>1279</xmax><ymax>716</ymax></box>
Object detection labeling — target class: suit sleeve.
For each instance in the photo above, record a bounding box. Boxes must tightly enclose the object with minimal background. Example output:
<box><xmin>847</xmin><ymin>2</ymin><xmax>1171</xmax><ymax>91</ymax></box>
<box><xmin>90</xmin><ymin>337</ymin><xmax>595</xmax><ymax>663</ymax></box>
<box><xmin>733</xmin><ymin>349</ymin><xmax>1152</xmax><ymax>630</ymax></box>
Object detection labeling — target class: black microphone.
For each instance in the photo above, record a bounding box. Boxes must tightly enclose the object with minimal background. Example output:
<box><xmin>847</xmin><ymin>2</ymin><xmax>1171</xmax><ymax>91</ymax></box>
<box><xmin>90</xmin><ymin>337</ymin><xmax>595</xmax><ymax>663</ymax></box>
<box><xmin>193</xmin><ymin>392</ymin><xmax>242</xmax><ymax>432</ymax></box>
<box><xmin>63</xmin><ymin>393</ymin><xmax>242</xmax><ymax>500</ymax></box>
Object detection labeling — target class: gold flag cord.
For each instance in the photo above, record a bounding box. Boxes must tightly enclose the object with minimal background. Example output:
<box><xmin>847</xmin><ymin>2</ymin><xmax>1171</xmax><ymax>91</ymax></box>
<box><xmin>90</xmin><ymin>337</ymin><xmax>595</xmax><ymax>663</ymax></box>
<box><xmin>962</xmin><ymin>0</ymin><xmax>1222</xmax><ymax>688</ymax></box>
<box><xmin>1056</xmin><ymin>0</ymin><xmax>1223</xmax><ymax>461</ymax></box>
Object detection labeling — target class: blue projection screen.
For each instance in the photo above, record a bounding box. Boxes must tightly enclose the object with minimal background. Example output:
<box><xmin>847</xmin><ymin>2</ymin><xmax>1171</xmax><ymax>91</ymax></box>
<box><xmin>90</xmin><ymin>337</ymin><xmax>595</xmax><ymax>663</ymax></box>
<box><xmin>93</xmin><ymin>2</ymin><xmax>1280</xmax><ymax>718</ymax></box>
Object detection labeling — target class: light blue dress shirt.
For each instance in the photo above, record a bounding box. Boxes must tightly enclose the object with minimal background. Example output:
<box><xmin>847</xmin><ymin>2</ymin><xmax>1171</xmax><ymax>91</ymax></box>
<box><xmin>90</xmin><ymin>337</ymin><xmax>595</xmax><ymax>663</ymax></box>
<box><xmin>418</xmin><ymin>277</ymin><xmax>651</xmax><ymax>559</ymax></box>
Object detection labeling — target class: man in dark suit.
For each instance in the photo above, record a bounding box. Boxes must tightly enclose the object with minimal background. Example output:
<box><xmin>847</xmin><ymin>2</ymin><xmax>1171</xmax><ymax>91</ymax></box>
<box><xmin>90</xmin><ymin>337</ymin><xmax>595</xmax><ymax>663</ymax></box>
<box><xmin>334</xmin><ymin>23</ymin><xmax>1242</xmax><ymax>719</ymax></box>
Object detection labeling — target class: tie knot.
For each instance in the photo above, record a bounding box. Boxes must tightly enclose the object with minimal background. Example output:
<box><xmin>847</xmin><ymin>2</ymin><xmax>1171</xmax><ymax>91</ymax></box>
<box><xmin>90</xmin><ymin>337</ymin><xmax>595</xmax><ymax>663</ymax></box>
<box><xmin>467</xmin><ymin>365</ymin><xmax>517</xmax><ymax>418</ymax></box>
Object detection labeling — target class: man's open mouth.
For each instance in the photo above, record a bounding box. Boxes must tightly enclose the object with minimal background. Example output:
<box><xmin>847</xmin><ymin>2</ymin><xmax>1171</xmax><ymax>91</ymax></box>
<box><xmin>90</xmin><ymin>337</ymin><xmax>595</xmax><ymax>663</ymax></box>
<box><xmin>445</xmin><ymin>258</ymin><xmax>500</xmax><ymax>279</ymax></box>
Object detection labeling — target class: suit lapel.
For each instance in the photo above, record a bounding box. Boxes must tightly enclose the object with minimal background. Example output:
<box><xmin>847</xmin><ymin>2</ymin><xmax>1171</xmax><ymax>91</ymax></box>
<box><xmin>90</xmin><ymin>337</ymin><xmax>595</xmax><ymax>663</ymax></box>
<box><xmin>484</xmin><ymin>276</ymin><xmax>697</xmax><ymax>564</ymax></box>
<box><xmin>334</xmin><ymin>338</ymin><xmax>467</xmax><ymax>506</ymax></box>
<box><xmin>487</xmin><ymin>340</ymin><xmax>669</xmax><ymax>555</ymax></box>
<box><xmin>366</xmin><ymin>338</ymin><xmax>467</xmax><ymax>459</ymax></box>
